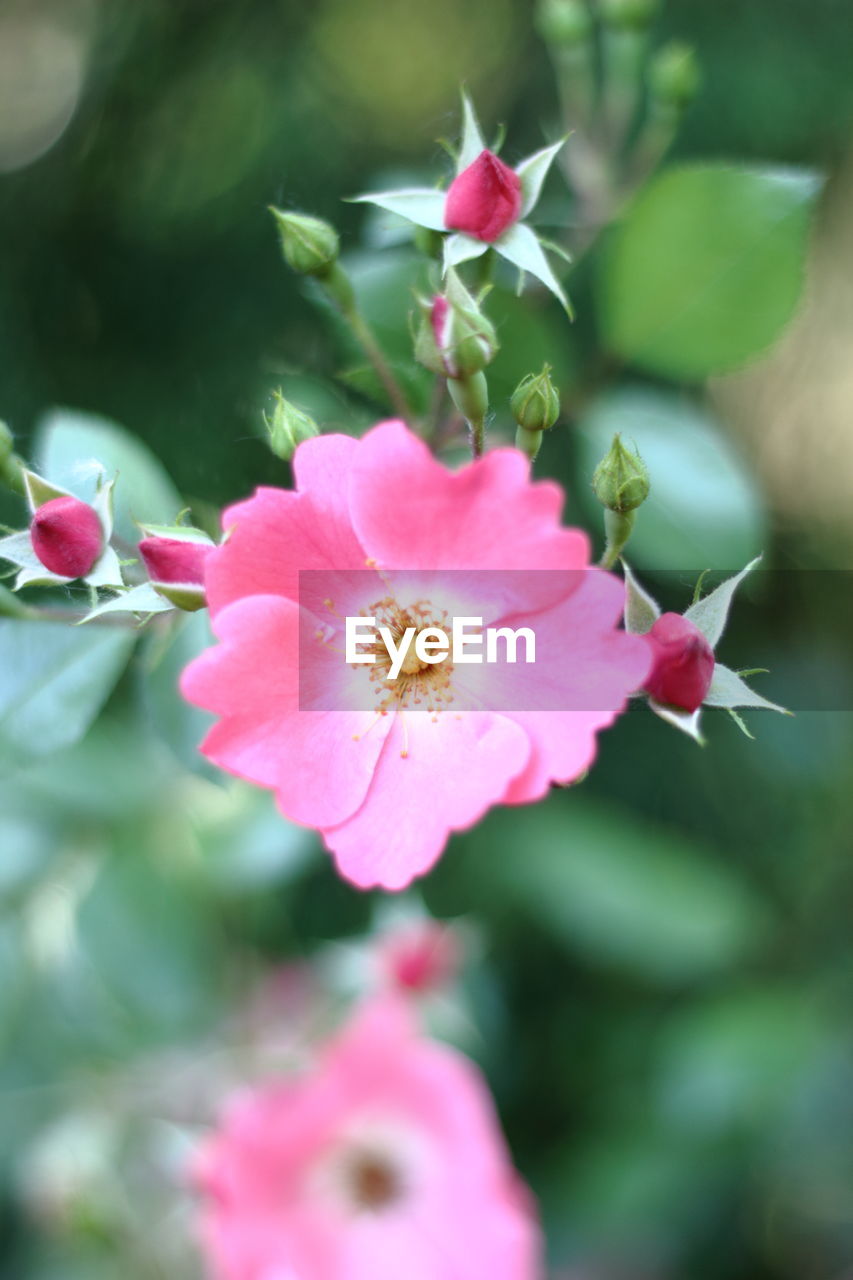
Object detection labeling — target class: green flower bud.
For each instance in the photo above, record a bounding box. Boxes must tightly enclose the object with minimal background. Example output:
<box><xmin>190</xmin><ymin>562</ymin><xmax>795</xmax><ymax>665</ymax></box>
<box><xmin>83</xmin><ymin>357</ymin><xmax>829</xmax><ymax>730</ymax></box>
<box><xmin>0</xmin><ymin>420</ymin><xmax>12</xmax><ymax>467</ymax></box>
<box><xmin>415</xmin><ymin>269</ymin><xmax>497</xmax><ymax>380</ymax></box>
<box><xmin>263</xmin><ymin>391</ymin><xmax>320</xmax><ymax>461</ymax></box>
<box><xmin>649</xmin><ymin>41</ymin><xmax>701</xmax><ymax>109</ymax></box>
<box><xmin>515</xmin><ymin>425</ymin><xmax>543</xmax><ymax>462</ymax></box>
<box><xmin>535</xmin><ymin>0</ymin><xmax>593</xmax><ymax>45</ymax></box>
<box><xmin>510</xmin><ymin>365</ymin><xmax>560</xmax><ymax>433</ymax></box>
<box><xmin>591</xmin><ymin>433</ymin><xmax>650</xmax><ymax>513</ymax></box>
<box><xmin>599</xmin><ymin>0</ymin><xmax>660</xmax><ymax>29</ymax></box>
<box><xmin>269</xmin><ymin>208</ymin><xmax>339</xmax><ymax>278</ymax></box>
<box><xmin>448</xmin><ymin>371</ymin><xmax>489</xmax><ymax>432</ymax></box>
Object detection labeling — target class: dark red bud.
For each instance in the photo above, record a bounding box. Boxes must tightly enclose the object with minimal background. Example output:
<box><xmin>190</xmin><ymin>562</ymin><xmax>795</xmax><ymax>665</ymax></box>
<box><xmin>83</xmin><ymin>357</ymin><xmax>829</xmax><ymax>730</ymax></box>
<box><xmin>644</xmin><ymin>612</ymin><xmax>715</xmax><ymax>712</ymax></box>
<box><xmin>444</xmin><ymin>149</ymin><xmax>522</xmax><ymax>243</ymax></box>
<box><xmin>30</xmin><ymin>496</ymin><xmax>103</xmax><ymax>578</ymax></box>
<box><xmin>139</xmin><ymin>536</ymin><xmax>212</xmax><ymax>586</ymax></box>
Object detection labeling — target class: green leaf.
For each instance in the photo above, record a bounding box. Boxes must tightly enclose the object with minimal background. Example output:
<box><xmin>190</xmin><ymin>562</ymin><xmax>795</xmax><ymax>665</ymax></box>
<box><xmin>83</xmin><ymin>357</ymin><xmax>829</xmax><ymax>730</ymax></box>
<box><xmin>622</xmin><ymin>561</ymin><xmax>660</xmax><ymax>634</ymax></box>
<box><xmin>704</xmin><ymin>662</ymin><xmax>789</xmax><ymax>714</ymax></box>
<box><xmin>473</xmin><ymin>795</ymin><xmax>772</xmax><ymax>981</ymax></box>
<box><xmin>349</xmin><ymin>188</ymin><xmax>447</xmax><ymax>231</ymax></box>
<box><xmin>516</xmin><ymin>138</ymin><xmax>567</xmax><ymax>218</ymax></box>
<box><xmin>684</xmin><ymin>557</ymin><xmax>761</xmax><ymax>646</ymax></box>
<box><xmin>0</xmin><ymin>621</ymin><xmax>135</xmax><ymax>775</ymax></box>
<box><xmin>495</xmin><ymin>222</ymin><xmax>572</xmax><ymax>315</ymax></box>
<box><xmin>599</xmin><ymin>164</ymin><xmax>823</xmax><ymax>379</ymax></box>
<box><xmin>35</xmin><ymin>409</ymin><xmax>183</xmax><ymax>545</ymax></box>
<box><xmin>648</xmin><ymin>698</ymin><xmax>705</xmax><ymax>744</ymax></box>
<box><xmin>576</xmin><ymin>387</ymin><xmax>766</xmax><ymax>571</ymax></box>
<box><xmin>457</xmin><ymin>90</ymin><xmax>487</xmax><ymax>170</ymax></box>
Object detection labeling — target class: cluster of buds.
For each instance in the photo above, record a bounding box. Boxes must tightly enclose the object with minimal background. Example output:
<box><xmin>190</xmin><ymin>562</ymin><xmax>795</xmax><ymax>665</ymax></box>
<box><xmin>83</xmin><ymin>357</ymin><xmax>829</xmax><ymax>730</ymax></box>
<box><xmin>414</xmin><ymin>268</ymin><xmax>497</xmax><ymax>454</ymax></box>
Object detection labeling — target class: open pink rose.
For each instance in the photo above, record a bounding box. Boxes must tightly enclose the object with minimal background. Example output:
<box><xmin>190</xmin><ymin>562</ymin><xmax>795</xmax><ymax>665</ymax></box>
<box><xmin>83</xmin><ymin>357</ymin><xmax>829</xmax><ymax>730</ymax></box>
<box><xmin>444</xmin><ymin>149</ymin><xmax>522</xmax><ymax>242</ymax></box>
<box><xmin>180</xmin><ymin>421</ymin><xmax>650</xmax><ymax>890</ymax></box>
<box><xmin>193</xmin><ymin>997</ymin><xmax>542</xmax><ymax>1280</ymax></box>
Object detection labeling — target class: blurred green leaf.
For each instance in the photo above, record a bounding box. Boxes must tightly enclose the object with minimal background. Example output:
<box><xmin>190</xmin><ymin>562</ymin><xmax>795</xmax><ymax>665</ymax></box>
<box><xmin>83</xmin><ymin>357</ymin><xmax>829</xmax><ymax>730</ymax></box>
<box><xmin>35</xmin><ymin>409</ymin><xmax>184</xmax><ymax>544</ymax></box>
<box><xmin>138</xmin><ymin>611</ymin><xmax>215</xmax><ymax>774</ymax></box>
<box><xmin>77</xmin><ymin>848</ymin><xmax>221</xmax><ymax>1041</ymax></box>
<box><xmin>0</xmin><ymin>622</ymin><xmax>135</xmax><ymax>776</ymax></box>
<box><xmin>576</xmin><ymin>386</ymin><xmax>766</xmax><ymax>570</ymax></box>
<box><xmin>475</xmin><ymin>795</ymin><xmax>773</xmax><ymax>981</ymax></box>
<box><xmin>599</xmin><ymin>164</ymin><xmax>823</xmax><ymax>379</ymax></box>
<box><xmin>654</xmin><ymin>986</ymin><xmax>827</xmax><ymax>1135</ymax></box>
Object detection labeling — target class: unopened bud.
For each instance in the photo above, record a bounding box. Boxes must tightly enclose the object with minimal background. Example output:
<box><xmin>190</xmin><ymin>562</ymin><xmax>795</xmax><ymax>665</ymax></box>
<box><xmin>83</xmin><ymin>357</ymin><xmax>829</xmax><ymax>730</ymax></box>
<box><xmin>415</xmin><ymin>270</ymin><xmax>497</xmax><ymax>380</ymax></box>
<box><xmin>649</xmin><ymin>41</ymin><xmax>701</xmax><ymax>109</ymax></box>
<box><xmin>599</xmin><ymin>0</ymin><xmax>660</xmax><ymax>28</ymax></box>
<box><xmin>269</xmin><ymin>208</ymin><xmax>339</xmax><ymax>278</ymax></box>
<box><xmin>511</xmin><ymin>365</ymin><xmax>560</xmax><ymax>433</ymax></box>
<box><xmin>30</xmin><ymin>496</ymin><xmax>104</xmax><ymax>579</ymax></box>
<box><xmin>264</xmin><ymin>391</ymin><xmax>320</xmax><ymax>461</ymax></box>
<box><xmin>139</xmin><ymin>533</ymin><xmax>213</xmax><ymax>613</ymax></box>
<box><xmin>445</xmin><ymin>150</ymin><xmax>522</xmax><ymax>244</ymax></box>
<box><xmin>592</xmin><ymin>433</ymin><xmax>650</xmax><ymax>513</ymax></box>
<box><xmin>644</xmin><ymin>612</ymin><xmax>715</xmax><ymax>712</ymax></box>
<box><xmin>535</xmin><ymin>0</ymin><xmax>593</xmax><ymax>46</ymax></box>
<box><xmin>378</xmin><ymin>921</ymin><xmax>460</xmax><ymax>995</ymax></box>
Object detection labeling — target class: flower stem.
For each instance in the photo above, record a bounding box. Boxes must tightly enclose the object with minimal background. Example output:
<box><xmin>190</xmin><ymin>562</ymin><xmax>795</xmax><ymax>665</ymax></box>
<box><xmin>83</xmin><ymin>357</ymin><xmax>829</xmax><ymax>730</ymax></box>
<box><xmin>322</xmin><ymin>263</ymin><xmax>413</xmax><ymax>423</ymax></box>
<box><xmin>447</xmin><ymin>372</ymin><xmax>488</xmax><ymax>459</ymax></box>
<box><xmin>599</xmin><ymin>508</ymin><xmax>636</xmax><ymax>569</ymax></box>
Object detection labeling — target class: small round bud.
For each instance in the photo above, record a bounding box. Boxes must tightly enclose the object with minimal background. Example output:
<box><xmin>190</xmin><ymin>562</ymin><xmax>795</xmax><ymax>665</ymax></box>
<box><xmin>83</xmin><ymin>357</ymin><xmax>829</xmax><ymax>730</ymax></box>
<box><xmin>535</xmin><ymin>0</ymin><xmax>593</xmax><ymax>46</ymax></box>
<box><xmin>264</xmin><ymin>391</ymin><xmax>320</xmax><ymax>462</ymax></box>
<box><xmin>510</xmin><ymin>365</ymin><xmax>560</xmax><ymax>433</ymax></box>
<box><xmin>591</xmin><ymin>433</ymin><xmax>650</xmax><ymax>513</ymax></box>
<box><xmin>30</xmin><ymin>496</ymin><xmax>104</xmax><ymax>579</ymax></box>
<box><xmin>649</xmin><ymin>41</ymin><xmax>701</xmax><ymax>109</ymax></box>
<box><xmin>599</xmin><ymin>0</ymin><xmax>660</xmax><ymax>29</ymax></box>
<box><xmin>269</xmin><ymin>208</ymin><xmax>339</xmax><ymax>278</ymax></box>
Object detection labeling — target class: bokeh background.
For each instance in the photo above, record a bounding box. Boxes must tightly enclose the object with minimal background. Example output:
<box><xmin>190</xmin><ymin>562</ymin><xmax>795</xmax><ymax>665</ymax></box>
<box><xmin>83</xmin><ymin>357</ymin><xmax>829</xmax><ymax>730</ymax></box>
<box><xmin>1</xmin><ymin>0</ymin><xmax>853</xmax><ymax>1277</ymax></box>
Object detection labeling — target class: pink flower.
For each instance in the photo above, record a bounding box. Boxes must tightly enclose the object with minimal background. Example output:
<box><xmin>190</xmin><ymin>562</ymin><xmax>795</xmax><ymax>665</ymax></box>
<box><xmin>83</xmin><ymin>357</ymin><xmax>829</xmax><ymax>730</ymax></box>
<box><xmin>193</xmin><ymin>997</ymin><xmax>542</xmax><ymax>1280</ymax></box>
<box><xmin>30</xmin><ymin>495</ymin><xmax>103</xmax><ymax>579</ymax></box>
<box><xmin>378</xmin><ymin>921</ymin><xmax>459</xmax><ymax>995</ymax></box>
<box><xmin>445</xmin><ymin>150</ymin><xmax>522</xmax><ymax>243</ymax></box>
<box><xmin>180</xmin><ymin>421</ymin><xmax>650</xmax><ymax>890</ymax></box>
<box><xmin>644</xmin><ymin>612</ymin><xmax>715</xmax><ymax>712</ymax></box>
<box><xmin>139</xmin><ymin>535</ymin><xmax>212</xmax><ymax>586</ymax></box>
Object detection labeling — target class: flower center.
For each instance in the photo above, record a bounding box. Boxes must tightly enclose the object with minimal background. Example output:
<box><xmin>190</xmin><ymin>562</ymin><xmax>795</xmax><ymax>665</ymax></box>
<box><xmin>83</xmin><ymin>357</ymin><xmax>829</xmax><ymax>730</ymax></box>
<box><xmin>359</xmin><ymin>595</ymin><xmax>455</xmax><ymax>717</ymax></box>
<box><xmin>344</xmin><ymin>1148</ymin><xmax>405</xmax><ymax>1212</ymax></box>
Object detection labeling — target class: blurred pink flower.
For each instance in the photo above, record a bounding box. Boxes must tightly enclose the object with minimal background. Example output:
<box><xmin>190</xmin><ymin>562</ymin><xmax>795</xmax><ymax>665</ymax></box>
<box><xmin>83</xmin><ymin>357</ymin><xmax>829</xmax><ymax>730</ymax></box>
<box><xmin>180</xmin><ymin>421</ymin><xmax>649</xmax><ymax>889</ymax></box>
<box><xmin>377</xmin><ymin>920</ymin><xmax>460</xmax><ymax>996</ymax></box>
<box><xmin>193</xmin><ymin>997</ymin><xmax>542</xmax><ymax>1280</ymax></box>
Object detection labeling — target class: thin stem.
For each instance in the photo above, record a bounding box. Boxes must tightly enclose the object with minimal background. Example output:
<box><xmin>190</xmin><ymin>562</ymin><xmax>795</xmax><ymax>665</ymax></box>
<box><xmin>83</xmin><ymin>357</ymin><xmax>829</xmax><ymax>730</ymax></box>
<box><xmin>345</xmin><ymin>308</ymin><xmax>413</xmax><ymax>422</ymax></box>
<box><xmin>599</xmin><ymin>508</ymin><xmax>636</xmax><ymax>569</ymax></box>
<box><xmin>321</xmin><ymin>263</ymin><xmax>414</xmax><ymax>423</ymax></box>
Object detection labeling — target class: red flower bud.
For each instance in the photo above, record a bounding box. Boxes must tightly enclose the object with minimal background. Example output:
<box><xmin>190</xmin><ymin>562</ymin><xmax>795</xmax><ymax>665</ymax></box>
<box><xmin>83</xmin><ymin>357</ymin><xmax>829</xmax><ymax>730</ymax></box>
<box><xmin>30</xmin><ymin>496</ymin><xmax>104</xmax><ymax>578</ymax></box>
<box><xmin>444</xmin><ymin>149</ymin><xmax>522</xmax><ymax>243</ymax></box>
<box><xmin>379</xmin><ymin>922</ymin><xmax>459</xmax><ymax>995</ymax></box>
<box><xmin>431</xmin><ymin>295</ymin><xmax>450</xmax><ymax>350</ymax></box>
<box><xmin>644</xmin><ymin>612</ymin><xmax>715</xmax><ymax>712</ymax></box>
<box><xmin>139</xmin><ymin>536</ymin><xmax>212</xmax><ymax>586</ymax></box>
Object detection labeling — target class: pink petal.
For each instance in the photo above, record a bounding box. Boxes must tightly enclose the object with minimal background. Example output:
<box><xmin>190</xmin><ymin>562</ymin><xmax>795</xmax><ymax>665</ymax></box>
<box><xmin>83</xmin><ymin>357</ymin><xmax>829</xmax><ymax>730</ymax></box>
<box><xmin>180</xmin><ymin>595</ymin><xmax>393</xmax><ymax>828</ymax></box>
<box><xmin>321</xmin><ymin>711</ymin><xmax>530</xmax><ymax>890</ymax></box>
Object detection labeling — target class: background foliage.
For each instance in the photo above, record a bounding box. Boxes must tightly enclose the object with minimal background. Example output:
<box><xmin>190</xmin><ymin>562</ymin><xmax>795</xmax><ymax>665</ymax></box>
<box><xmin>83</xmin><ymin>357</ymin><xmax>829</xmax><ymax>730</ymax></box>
<box><xmin>1</xmin><ymin>0</ymin><xmax>853</xmax><ymax>1277</ymax></box>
